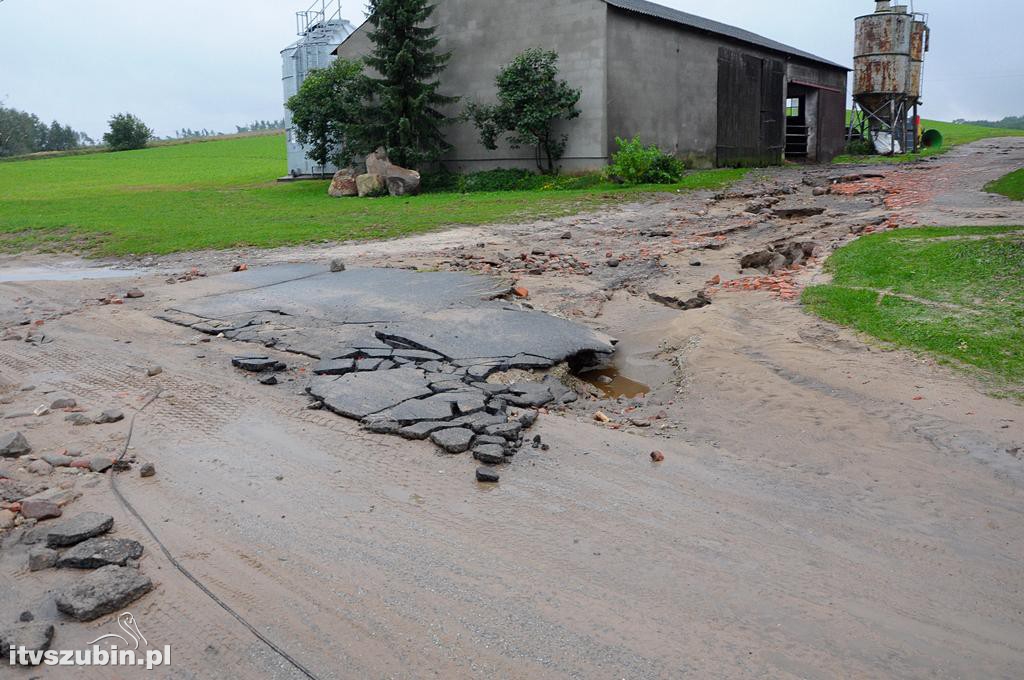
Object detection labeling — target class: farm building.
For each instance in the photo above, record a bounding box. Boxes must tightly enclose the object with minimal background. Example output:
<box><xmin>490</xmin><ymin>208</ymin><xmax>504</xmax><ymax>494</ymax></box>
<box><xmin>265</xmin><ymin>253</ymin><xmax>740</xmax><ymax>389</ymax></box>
<box><xmin>330</xmin><ymin>0</ymin><xmax>850</xmax><ymax>171</ymax></box>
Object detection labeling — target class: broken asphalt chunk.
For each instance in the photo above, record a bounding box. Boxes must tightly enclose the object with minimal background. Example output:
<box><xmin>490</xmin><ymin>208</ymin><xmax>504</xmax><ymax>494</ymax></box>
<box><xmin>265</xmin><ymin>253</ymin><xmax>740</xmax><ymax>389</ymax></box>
<box><xmin>232</xmin><ymin>356</ymin><xmax>286</xmax><ymax>373</ymax></box>
<box><xmin>45</xmin><ymin>512</ymin><xmax>114</xmax><ymax>548</ymax></box>
<box><xmin>57</xmin><ymin>538</ymin><xmax>145</xmax><ymax>569</ymax></box>
<box><xmin>430</xmin><ymin>428</ymin><xmax>475</xmax><ymax>454</ymax></box>
<box><xmin>55</xmin><ymin>566</ymin><xmax>153</xmax><ymax>622</ymax></box>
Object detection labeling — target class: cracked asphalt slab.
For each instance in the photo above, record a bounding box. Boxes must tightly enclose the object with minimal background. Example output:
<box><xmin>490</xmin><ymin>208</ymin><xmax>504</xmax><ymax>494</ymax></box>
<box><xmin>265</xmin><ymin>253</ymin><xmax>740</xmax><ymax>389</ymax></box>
<box><xmin>0</xmin><ymin>138</ymin><xmax>1022</xmax><ymax>678</ymax></box>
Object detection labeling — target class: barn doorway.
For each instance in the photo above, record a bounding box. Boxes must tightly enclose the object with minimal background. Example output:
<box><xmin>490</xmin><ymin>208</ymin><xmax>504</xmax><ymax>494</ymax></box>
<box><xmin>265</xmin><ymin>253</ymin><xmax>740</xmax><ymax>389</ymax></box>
<box><xmin>716</xmin><ymin>48</ymin><xmax>785</xmax><ymax>167</ymax></box>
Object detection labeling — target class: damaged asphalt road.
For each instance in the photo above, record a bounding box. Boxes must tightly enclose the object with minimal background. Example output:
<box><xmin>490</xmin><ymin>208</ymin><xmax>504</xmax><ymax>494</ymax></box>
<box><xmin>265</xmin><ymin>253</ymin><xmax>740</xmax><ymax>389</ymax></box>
<box><xmin>157</xmin><ymin>267</ymin><xmax>613</xmax><ymax>471</ymax></box>
<box><xmin>0</xmin><ymin>138</ymin><xmax>1023</xmax><ymax>679</ymax></box>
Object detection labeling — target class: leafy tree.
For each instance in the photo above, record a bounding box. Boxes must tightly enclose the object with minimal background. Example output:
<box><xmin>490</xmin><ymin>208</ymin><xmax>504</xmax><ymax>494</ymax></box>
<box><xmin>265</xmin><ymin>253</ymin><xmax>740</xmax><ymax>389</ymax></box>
<box><xmin>103</xmin><ymin>113</ymin><xmax>152</xmax><ymax>151</ymax></box>
<box><xmin>465</xmin><ymin>48</ymin><xmax>581</xmax><ymax>173</ymax></box>
<box><xmin>363</xmin><ymin>0</ymin><xmax>455</xmax><ymax>168</ymax></box>
<box><xmin>286</xmin><ymin>58</ymin><xmax>370</xmax><ymax>168</ymax></box>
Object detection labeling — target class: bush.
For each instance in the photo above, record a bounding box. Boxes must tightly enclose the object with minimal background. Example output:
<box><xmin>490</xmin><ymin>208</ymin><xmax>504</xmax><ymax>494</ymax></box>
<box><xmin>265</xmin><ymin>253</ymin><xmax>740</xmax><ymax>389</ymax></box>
<box><xmin>103</xmin><ymin>113</ymin><xmax>152</xmax><ymax>152</ymax></box>
<box><xmin>606</xmin><ymin>136</ymin><xmax>685</xmax><ymax>185</ymax></box>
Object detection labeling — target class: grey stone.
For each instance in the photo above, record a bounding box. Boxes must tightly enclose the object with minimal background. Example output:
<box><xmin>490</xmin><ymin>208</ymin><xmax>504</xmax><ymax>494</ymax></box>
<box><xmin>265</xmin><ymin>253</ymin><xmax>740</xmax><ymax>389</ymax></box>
<box><xmin>309</xmin><ymin>368</ymin><xmax>433</xmax><ymax>420</ymax></box>
<box><xmin>65</xmin><ymin>413</ymin><xmax>92</xmax><ymax>426</ymax></box>
<box><xmin>259</xmin><ymin>375</ymin><xmax>279</xmax><ymax>386</ymax></box>
<box><xmin>41</xmin><ymin>454</ymin><xmax>73</xmax><ymax>467</ymax></box>
<box><xmin>146</xmin><ymin>366</ymin><xmax>163</xmax><ymax>377</ymax></box>
<box><xmin>89</xmin><ymin>457</ymin><xmax>114</xmax><ymax>473</ymax></box>
<box><xmin>49</xmin><ymin>393</ymin><xmax>77</xmax><ymax>409</ymax></box>
<box><xmin>92</xmin><ymin>410</ymin><xmax>124</xmax><ymax>425</ymax></box>
<box><xmin>27</xmin><ymin>459</ymin><xmax>53</xmax><ymax>476</ymax></box>
<box><xmin>0</xmin><ymin>432</ymin><xmax>31</xmax><ymax>458</ymax></box>
<box><xmin>28</xmin><ymin>547</ymin><xmax>58</xmax><ymax>571</ymax></box>
<box><xmin>55</xmin><ymin>566</ymin><xmax>153</xmax><ymax>622</ymax></box>
<box><xmin>57</xmin><ymin>538</ymin><xmax>145</xmax><ymax>569</ymax></box>
<box><xmin>430</xmin><ymin>428</ymin><xmax>474</xmax><ymax>454</ymax></box>
<box><xmin>518</xmin><ymin>410</ymin><xmax>539</xmax><ymax>428</ymax></box>
<box><xmin>473</xmin><ymin>445</ymin><xmax>507</xmax><ymax>465</ymax></box>
<box><xmin>0</xmin><ymin>509</ymin><xmax>14</xmax><ymax>530</ymax></box>
<box><xmin>45</xmin><ymin>512</ymin><xmax>114</xmax><ymax>548</ymax></box>
<box><xmin>330</xmin><ymin>257</ymin><xmax>347</xmax><ymax>271</ymax></box>
<box><xmin>126</xmin><ymin>288</ymin><xmax>145</xmax><ymax>299</ymax></box>
<box><xmin>0</xmin><ymin>623</ymin><xmax>54</xmax><ymax>663</ymax></box>
<box><xmin>476</xmin><ymin>467</ymin><xmax>500</xmax><ymax>483</ymax></box>
<box><xmin>139</xmin><ymin>462</ymin><xmax>156</xmax><ymax>478</ymax></box>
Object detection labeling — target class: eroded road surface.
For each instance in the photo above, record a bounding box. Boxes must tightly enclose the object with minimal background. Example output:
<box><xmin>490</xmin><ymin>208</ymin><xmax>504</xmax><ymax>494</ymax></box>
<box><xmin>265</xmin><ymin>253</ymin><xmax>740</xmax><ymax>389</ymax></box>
<box><xmin>1</xmin><ymin>138</ymin><xmax>1023</xmax><ymax>679</ymax></box>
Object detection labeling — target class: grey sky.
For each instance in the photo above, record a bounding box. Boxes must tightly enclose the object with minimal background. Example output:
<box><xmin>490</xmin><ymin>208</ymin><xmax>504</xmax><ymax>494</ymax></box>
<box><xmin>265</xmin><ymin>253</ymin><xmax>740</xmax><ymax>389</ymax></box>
<box><xmin>1</xmin><ymin>0</ymin><xmax>1021</xmax><ymax>138</ymax></box>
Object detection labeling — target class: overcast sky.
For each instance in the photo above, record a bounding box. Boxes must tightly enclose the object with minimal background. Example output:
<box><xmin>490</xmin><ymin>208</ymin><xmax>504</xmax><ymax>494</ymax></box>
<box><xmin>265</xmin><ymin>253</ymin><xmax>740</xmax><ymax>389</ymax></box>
<box><xmin>1</xmin><ymin>0</ymin><xmax>1021</xmax><ymax>138</ymax></box>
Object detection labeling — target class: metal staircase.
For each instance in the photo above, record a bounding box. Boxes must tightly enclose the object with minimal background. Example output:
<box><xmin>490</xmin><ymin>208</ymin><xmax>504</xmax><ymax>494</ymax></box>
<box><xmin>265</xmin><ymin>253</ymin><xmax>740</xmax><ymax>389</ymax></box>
<box><xmin>296</xmin><ymin>0</ymin><xmax>344</xmax><ymax>36</ymax></box>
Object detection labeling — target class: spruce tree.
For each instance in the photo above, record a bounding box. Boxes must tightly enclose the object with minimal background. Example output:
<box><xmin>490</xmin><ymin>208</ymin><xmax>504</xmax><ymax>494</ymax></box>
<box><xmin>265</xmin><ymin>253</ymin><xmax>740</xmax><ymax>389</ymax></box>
<box><xmin>364</xmin><ymin>0</ymin><xmax>454</xmax><ymax>168</ymax></box>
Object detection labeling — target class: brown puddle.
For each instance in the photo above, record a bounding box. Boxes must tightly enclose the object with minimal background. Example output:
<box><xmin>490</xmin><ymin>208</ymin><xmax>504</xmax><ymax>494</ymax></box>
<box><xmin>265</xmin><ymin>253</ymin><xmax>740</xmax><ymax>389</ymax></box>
<box><xmin>579</xmin><ymin>368</ymin><xmax>651</xmax><ymax>398</ymax></box>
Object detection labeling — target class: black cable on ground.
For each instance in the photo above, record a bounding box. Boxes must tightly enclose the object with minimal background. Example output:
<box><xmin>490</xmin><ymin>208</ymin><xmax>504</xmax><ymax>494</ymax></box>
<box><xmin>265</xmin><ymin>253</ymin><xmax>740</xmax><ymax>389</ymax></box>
<box><xmin>109</xmin><ymin>389</ymin><xmax>321</xmax><ymax>680</ymax></box>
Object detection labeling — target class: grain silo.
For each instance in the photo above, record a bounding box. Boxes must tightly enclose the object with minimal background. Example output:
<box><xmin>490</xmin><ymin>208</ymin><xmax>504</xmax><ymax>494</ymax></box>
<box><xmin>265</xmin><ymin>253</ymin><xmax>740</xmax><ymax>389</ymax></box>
<box><xmin>282</xmin><ymin>1</ymin><xmax>356</xmax><ymax>177</ymax></box>
<box><xmin>850</xmin><ymin>1</ymin><xmax>930</xmax><ymax>154</ymax></box>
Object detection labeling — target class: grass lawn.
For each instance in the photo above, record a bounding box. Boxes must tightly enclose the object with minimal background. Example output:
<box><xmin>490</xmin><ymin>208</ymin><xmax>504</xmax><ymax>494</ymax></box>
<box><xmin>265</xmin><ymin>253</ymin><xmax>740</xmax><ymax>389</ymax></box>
<box><xmin>833</xmin><ymin>119</ymin><xmax>1024</xmax><ymax>165</ymax></box>
<box><xmin>803</xmin><ymin>226</ymin><xmax>1024</xmax><ymax>393</ymax></box>
<box><xmin>0</xmin><ymin>134</ymin><xmax>746</xmax><ymax>257</ymax></box>
<box><xmin>986</xmin><ymin>168</ymin><xmax>1024</xmax><ymax>201</ymax></box>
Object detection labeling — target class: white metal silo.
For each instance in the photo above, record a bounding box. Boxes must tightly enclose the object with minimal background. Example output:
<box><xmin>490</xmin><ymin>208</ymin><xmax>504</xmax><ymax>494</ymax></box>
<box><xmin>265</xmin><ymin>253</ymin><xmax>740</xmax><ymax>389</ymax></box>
<box><xmin>282</xmin><ymin>1</ymin><xmax>356</xmax><ymax>177</ymax></box>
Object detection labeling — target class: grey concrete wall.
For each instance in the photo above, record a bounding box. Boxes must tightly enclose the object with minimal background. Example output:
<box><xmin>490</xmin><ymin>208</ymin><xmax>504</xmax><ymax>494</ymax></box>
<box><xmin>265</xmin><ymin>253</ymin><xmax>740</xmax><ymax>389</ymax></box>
<box><xmin>606</xmin><ymin>7</ymin><xmax>849</xmax><ymax>168</ymax></box>
<box><xmin>606</xmin><ymin>8</ymin><xmax>720</xmax><ymax>168</ymax></box>
<box><xmin>335</xmin><ymin>0</ymin><xmax>609</xmax><ymax>172</ymax></box>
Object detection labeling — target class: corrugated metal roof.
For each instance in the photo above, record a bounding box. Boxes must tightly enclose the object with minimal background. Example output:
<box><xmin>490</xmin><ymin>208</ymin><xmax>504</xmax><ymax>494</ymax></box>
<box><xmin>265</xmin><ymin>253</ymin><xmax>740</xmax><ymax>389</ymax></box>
<box><xmin>604</xmin><ymin>0</ymin><xmax>850</xmax><ymax>71</ymax></box>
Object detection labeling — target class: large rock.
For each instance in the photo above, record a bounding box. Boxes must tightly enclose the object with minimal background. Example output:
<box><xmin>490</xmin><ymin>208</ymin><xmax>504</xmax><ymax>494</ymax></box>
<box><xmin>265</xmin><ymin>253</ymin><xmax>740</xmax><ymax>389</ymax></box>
<box><xmin>0</xmin><ymin>432</ymin><xmax>31</xmax><ymax>458</ymax></box>
<box><xmin>386</xmin><ymin>167</ymin><xmax>421</xmax><ymax>197</ymax></box>
<box><xmin>55</xmin><ymin>565</ymin><xmax>153</xmax><ymax>622</ymax></box>
<box><xmin>356</xmin><ymin>173</ymin><xmax>387</xmax><ymax>197</ymax></box>
<box><xmin>364</xmin><ymin>147</ymin><xmax>391</xmax><ymax>175</ymax></box>
<box><xmin>45</xmin><ymin>512</ymin><xmax>114</xmax><ymax>548</ymax></box>
<box><xmin>0</xmin><ymin>623</ymin><xmax>54</xmax><ymax>663</ymax></box>
<box><xmin>57</xmin><ymin>538</ymin><xmax>145</xmax><ymax>569</ymax></box>
<box><xmin>328</xmin><ymin>168</ymin><xmax>358</xmax><ymax>198</ymax></box>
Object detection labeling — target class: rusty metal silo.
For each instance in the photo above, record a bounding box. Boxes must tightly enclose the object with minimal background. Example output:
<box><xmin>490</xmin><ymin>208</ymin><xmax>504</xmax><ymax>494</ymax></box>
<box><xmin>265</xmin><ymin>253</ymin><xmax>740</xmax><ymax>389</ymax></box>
<box><xmin>850</xmin><ymin>1</ymin><xmax>930</xmax><ymax>154</ymax></box>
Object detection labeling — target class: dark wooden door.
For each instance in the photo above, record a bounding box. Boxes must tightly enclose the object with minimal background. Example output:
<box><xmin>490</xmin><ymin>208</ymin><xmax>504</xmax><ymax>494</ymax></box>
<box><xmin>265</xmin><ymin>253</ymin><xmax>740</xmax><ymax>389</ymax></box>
<box><xmin>717</xmin><ymin>48</ymin><xmax>785</xmax><ymax>166</ymax></box>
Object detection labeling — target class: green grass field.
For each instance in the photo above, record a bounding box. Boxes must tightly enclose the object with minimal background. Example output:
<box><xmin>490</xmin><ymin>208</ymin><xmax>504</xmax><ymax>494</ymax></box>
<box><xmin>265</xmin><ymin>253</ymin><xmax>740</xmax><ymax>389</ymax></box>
<box><xmin>833</xmin><ymin>119</ymin><xmax>1024</xmax><ymax>165</ymax></box>
<box><xmin>803</xmin><ymin>226</ymin><xmax>1024</xmax><ymax>393</ymax></box>
<box><xmin>986</xmin><ymin>168</ymin><xmax>1024</xmax><ymax>201</ymax></box>
<box><xmin>0</xmin><ymin>134</ymin><xmax>746</xmax><ymax>256</ymax></box>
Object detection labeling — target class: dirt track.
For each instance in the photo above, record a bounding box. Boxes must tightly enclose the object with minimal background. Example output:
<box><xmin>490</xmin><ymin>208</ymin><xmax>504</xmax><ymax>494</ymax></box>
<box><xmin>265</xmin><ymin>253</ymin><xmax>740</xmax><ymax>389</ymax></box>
<box><xmin>1</xmin><ymin>139</ymin><xmax>1023</xmax><ymax>679</ymax></box>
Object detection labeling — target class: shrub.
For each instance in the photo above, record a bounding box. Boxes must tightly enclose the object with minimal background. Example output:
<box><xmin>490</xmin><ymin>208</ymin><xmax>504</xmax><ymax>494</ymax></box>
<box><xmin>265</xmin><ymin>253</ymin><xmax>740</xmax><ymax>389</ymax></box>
<box><xmin>464</xmin><ymin>49</ymin><xmax>581</xmax><ymax>174</ymax></box>
<box><xmin>606</xmin><ymin>136</ymin><xmax>685</xmax><ymax>185</ymax></box>
<box><xmin>420</xmin><ymin>168</ymin><xmax>605</xmax><ymax>194</ymax></box>
<box><xmin>103</xmin><ymin>113</ymin><xmax>152</xmax><ymax>152</ymax></box>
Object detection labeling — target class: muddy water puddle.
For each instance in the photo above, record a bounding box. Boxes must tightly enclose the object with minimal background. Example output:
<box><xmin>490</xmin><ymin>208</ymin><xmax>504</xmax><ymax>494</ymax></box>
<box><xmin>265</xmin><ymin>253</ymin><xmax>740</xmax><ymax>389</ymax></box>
<box><xmin>580</xmin><ymin>368</ymin><xmax>651</xmax><ymax>398</ymax></box>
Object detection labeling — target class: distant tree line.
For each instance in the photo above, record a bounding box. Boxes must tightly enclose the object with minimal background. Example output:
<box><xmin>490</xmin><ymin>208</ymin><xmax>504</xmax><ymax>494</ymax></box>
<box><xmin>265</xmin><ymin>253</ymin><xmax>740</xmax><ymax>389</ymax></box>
<box><xmin>954</xmin><ymin>115</ymin><xmax>1024</xmax><ymax>131</ymax></box>
<box><xmin>170</xmin><ymin>120</ymin><xmax>284</xmax><ymax>140</ymax></box>
<box><xmin>0</xmin><ymin>105</ymin><xmax>94</xmax><ymax>157</ymax></box>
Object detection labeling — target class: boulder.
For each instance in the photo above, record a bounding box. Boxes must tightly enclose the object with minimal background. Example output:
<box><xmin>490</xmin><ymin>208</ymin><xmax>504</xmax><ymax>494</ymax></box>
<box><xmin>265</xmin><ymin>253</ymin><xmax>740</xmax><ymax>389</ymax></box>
<box><xmin>55</xmin><ymin>565</ymin><xmax>153</xmax><ymax>622</ymax></box>
<box><xmin>57</xmin><ymin>538</ymin><xmax>145</xmax><ymax>569</ymax></box>
<box><xmin>0</xmin><ymin>432</ymin><xmax>31</xmax><ymax>458</ymax></box>
<box><xmin>356</xmin><ymin>173</ymin><xmax>387</xmax><ymax>197</ymax></box>
<box><xmin>328</xmin><ymin>168</ymin><xmax>359</xmax><ymax>198</ymax></box>
<box><xmin>364</xmin><ymin>148</ymin><xmax>391</xmax><ymax>176</ymax></box>
<box><xmin>386</xmin><ymin>167</ymin><xmax>421</xmax><ymax>197</ymax></box>
<box><xmin>45</xmin><ymin>512</ymin><xmax>114</xmax><ymax>548</ymax></box>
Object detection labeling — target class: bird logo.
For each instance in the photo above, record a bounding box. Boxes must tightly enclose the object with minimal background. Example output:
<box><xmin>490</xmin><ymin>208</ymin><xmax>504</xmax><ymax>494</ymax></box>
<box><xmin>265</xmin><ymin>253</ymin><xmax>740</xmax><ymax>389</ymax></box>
<box><xmin>89</xmin><ymin>612</ymin><xmax>148</xmax><ymax>651</ymax></box>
